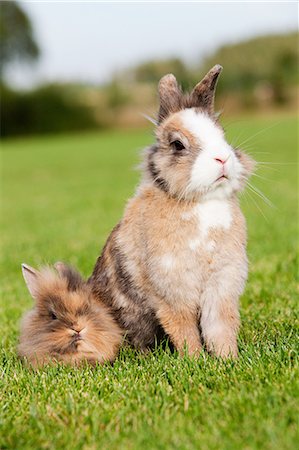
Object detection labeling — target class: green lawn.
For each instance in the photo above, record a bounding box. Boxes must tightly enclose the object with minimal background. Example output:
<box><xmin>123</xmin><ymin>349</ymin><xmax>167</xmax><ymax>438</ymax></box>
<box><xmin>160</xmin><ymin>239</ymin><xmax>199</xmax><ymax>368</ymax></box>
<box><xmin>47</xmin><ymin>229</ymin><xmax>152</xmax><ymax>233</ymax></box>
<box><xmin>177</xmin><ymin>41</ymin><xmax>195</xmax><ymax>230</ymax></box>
<box><xmin>1</xmin><ymin>115</ymin><xmax>298</xmax><ymax>450</ymax></box>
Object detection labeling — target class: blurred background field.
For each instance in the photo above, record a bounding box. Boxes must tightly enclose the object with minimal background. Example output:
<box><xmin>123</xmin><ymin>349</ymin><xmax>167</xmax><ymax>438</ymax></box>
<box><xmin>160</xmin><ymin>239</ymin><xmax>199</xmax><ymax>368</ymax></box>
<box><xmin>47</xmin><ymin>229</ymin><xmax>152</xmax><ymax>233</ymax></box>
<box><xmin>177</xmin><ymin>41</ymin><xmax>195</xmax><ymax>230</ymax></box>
<box><xmin>0</xmin><ymin>2</ymin><xmax>298</xmax><ymax>449</ymax></box>
<box><xmin>0</xmin><ymin>1</ymin><xmax>298</xmax><ymax>137</ymax></box>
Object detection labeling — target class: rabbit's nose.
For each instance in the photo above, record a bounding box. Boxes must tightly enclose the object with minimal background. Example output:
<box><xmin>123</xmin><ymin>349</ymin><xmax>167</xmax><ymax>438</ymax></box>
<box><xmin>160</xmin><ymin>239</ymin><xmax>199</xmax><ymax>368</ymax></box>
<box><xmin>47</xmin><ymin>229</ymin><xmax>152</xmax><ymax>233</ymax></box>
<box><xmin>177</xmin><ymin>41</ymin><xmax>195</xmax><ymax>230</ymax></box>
<box><xmin>72</xmin><ymin>326</ymin><xmax>82</xmax><ymax>334</ymax></box>
<box><xmin>214</xmin><ymin>153</ymin><xmax>231</xmax><ymax>165</ymax></box>
<box><xmin>72</xmin><ymin>329</ymin><xmax>82</xmax><ymax>341</ymax></box>
<box><xmin>214</xmin><ymin>157</ymin><xmax>225</xmax><ymax>165</ymax></box>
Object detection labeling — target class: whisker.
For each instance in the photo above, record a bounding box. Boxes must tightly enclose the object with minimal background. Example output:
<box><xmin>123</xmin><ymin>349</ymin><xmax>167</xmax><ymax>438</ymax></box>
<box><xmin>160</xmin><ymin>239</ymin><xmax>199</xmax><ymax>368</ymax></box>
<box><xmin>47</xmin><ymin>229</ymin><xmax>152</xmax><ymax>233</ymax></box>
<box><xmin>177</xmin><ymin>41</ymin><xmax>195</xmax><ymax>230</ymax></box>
<box><xmin>257</xmin><ymin>161</ymin><xmax>297</xmax><ymax>166</ymax></box>
<box><xmin>246</xmin><ymin>181</ymin><xmax>275</xmax><ymax>209</ymax></box>
<box><xmin>255</xmin><ymin>164</ymin><xmax>279</xmax><ymax>172</ymax></box>
<box><xmin>252</xmin><ymin>184</ymin><xmax>276</xmax><ymax>209</ymax></box>
<box><xmin>245</xmin><ymin>151</ymin><xmax>272</xmax><ymax>156</ymax></box>
<box><xmin>245</xmin><ymin>189</ymin><xmax>269</xmax><ymax>223</ymax></box>
<box><xmin>236</xmin><ymin>121</ymin><xmax>281</xmax><ymax>149</ymax></box>
<box><xmin>239</xmin><ymin>190</ymin><xmax>251</xmax><ymax>210</ymax></box>
<box><xmin>251</xmin><ymin>172</ymin><xmax>273</xmax><ymax>182</ymax></box>
<box><xmin>140</xmin><ymin>112</ymin><xmax>158</xmax><ymax>126</ymax></box>
<box><xmin>246</xmin><ymin>181</ymin><xmax>271</xmax><ymax>205</ymax></box>
<box><xmin>230</xmin><ymin>130</ymin><xmax>247</xmax><ymax>149</ymax></box>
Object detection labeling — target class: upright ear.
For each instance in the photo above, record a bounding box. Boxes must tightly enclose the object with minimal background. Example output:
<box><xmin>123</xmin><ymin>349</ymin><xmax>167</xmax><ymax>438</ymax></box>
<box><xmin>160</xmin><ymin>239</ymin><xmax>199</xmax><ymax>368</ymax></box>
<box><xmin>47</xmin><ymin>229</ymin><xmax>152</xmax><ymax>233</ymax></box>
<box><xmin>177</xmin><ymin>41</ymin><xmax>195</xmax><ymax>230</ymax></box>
<box><xmin>21</xmin><ymin>263</ymin><xmax>40</xmax><ymax>300</ymax></box>
<box><xmin>158</xmin><ymin>74</ymin><xmax>182</xmax><ymax>123</ymax></box>
<box><xmin>54</xmin><ymin>261</ymin><xmax>68</xmax><ymax>275</ymax></box>
<box><xmin>54</xmin><ymin>261</ymin><xmax>83</xmax><ymax>291</ymax></box>
<box><xmin>190</xmin><ymin>64</ymin><xmax>223</xmax><ymax>115</ymax></box>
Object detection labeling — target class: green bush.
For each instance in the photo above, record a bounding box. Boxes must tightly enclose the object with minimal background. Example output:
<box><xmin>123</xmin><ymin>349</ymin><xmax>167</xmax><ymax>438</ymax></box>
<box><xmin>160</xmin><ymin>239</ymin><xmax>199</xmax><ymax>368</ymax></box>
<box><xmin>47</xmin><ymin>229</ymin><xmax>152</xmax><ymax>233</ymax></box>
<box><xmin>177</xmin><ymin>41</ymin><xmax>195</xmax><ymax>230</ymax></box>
<box><xmin>132</xmin><ymin>58</ymin><xmax>192</xmax><ymax>90</ymax></box>
<box><xmin>1</xmin><ymin>83</ymin><xmax>99</xmax><ymax>138</ymax></box>
<box><xmin>201</xmin><ymin>32</ymin><xmax>298</xmax><ymax>103</ymax></box>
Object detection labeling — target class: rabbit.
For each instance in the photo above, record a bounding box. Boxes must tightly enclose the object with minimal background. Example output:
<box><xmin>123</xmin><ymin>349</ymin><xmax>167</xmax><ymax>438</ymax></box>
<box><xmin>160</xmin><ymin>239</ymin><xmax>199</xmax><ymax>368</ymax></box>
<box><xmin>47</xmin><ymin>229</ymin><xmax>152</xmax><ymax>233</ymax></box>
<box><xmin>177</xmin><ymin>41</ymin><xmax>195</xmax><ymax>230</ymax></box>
<box><xmin>88</xmin><ymin>65</ymin><xmax>255</xmax><ymax>359</ymax></box>
<box><xmin>18</xmin><ymin>262</ymin><xmax>123</xmax><ymax>366</ymax></box>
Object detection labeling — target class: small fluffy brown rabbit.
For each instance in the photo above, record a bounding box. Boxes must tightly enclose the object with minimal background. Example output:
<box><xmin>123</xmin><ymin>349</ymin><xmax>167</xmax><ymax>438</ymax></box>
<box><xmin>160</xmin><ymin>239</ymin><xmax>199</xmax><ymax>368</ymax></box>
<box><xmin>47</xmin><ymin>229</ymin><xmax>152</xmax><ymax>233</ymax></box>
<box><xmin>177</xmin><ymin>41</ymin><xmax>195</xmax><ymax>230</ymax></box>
<box><xmin>89</xmin><ymin>65</ymin><xmax>255</xmax><ymax>358</ymax></box>
<box><xmin>19</xmin><ymin>262</ymin><xmax>122</xmax><ymax>366</ymax></box>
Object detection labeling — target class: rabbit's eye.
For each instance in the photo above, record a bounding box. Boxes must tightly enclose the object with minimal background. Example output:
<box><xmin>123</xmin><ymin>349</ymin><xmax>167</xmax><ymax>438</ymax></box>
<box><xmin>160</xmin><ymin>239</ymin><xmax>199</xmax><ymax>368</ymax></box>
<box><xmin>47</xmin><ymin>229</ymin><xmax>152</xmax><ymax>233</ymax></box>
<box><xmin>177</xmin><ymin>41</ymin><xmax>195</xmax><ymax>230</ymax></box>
<box><xmin>171</xmin><ymin>140</ymin><xmax>185</xmax><ymax>152</ymax></box>
<box><xmin>50</xmin><ymin>311</ymin><xmax>57</xmax><ymax>320</ymax></box>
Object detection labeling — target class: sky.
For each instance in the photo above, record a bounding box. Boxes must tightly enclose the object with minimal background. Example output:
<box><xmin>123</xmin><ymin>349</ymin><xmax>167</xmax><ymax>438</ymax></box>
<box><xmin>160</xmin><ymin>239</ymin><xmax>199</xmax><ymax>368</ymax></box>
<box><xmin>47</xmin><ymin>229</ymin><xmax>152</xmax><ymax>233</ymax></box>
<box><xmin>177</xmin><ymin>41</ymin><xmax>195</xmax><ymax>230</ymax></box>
<box><xmin>9</xmin><ymin>1</ymin><xmax>298</xmax><ymax>88</ymax></box>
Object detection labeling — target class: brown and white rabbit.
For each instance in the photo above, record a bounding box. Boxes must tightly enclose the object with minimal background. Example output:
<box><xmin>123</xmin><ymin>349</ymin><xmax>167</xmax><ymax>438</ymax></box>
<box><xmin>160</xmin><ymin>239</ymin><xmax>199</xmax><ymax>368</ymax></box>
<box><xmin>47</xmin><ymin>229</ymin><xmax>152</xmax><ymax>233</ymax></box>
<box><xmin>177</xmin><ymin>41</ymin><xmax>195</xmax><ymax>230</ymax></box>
<box><xmin>19</xmin><ymin>262</ymin><xmax>122</xmax><ymax>366</ymax></box>
<box><xmin>89</xmin><ymin>65</ymin><xmax>255</xmax><ymax>358</ymax></box>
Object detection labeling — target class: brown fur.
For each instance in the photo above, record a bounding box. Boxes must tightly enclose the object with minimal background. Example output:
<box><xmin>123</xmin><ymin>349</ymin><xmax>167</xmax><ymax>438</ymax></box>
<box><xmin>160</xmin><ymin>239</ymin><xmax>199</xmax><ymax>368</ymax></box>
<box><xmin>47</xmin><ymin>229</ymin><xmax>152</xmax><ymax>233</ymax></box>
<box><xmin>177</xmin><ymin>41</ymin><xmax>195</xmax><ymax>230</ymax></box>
<box><xmin>157</xmin><ymin>303</ymin><xmax>201</xmax><ymax>356</ymax></box>
<box><xmin>158</xmin><ymin>65</ymin><xmax>223</xmax><ymax>123</ymax></box>
<box><xmin>89</xmin><ymin>65</ymin><xmax>255</xmax><ymax>359</ymax></box>
<box><xmin>19</xmin><ymin>263</ymin><xmax>122</xmax><ymax>366</ymax></box>
<box><xmin>18</xmin><ymin>70</ymin><xmax>252</xmax><ymax>363</ymax></box>
<box><xmin>89</xmin><ymin>188</ymin><xmax>249</xmax><ymax>356</ymax></box>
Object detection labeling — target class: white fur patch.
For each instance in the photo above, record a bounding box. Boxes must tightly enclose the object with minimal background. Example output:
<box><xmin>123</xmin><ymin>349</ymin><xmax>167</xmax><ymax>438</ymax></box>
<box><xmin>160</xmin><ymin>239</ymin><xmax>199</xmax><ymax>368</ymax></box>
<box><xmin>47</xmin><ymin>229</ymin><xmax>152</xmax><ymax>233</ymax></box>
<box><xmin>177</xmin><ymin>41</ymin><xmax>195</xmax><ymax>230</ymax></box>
<box><xmin>188</xmin><ymin>238</ymin><xmax>202</xmax><ymax>251</ymax></box>
<box><xmin>178</xmin><ymin>108</ymin><xmax>242</xmax><ymax>198</ymax></box>
<box><xmin>188</xmin><ymin>237</ymin><xmax>215</xmax><ymax>253</ymax></box>
<box><xmin>181</xmin><ymin>211</ymin><xmax>192</xmax><ymax>221</ymax></box>
<box><xmin>160</xmin><ymin>253</ymin><xmax>176</xmax><ymax>270</ymax></box>
<box><xmin>186</xmin><ymin>200</ymin><xmax>231</xmax><ymax>252</ymax></box>
<box><xmin>180</xmin><ymin>108</ymin><xmax>225</xmax><ymax>149</ymax></box>
<box><xmin>206</xmin><ymin>240</ymin><xmax>216</xmax><ymax>252</ymax></box>
<box><xmin>194</xmin><ymin>199</ymin><xmax>232</xmax><ymax>238</ymax></box>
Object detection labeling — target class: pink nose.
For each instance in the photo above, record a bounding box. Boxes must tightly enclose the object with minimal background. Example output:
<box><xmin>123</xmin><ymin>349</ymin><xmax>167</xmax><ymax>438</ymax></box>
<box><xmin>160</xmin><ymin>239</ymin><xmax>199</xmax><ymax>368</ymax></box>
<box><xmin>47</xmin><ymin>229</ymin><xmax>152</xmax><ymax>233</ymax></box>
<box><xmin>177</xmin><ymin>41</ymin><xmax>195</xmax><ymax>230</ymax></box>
<box><xmin>214</xmin><ymin>157</ymin><xmax>226</xmax><ymax>165</ymax></box>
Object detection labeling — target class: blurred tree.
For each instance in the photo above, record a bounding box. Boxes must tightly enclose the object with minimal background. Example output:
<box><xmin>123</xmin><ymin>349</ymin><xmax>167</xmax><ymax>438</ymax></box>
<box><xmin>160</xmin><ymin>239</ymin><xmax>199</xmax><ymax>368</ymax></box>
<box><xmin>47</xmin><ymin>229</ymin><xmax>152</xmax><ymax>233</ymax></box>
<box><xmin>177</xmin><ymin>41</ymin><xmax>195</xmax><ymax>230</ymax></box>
<box><xmin>1</xmin><ymin>83</ymin><xmax>100</xmax><ymax>137</ymax></box>
<box><xmin>201</xmin><ymin>33</ymin><xmax>298</xmax><ymax>91</ymax></box>
<box><xmin>199</xmin><ymin>32</ymin><xmax>298</xmax><ymax>108</ymax></box>
<box><xmin>0</xmin><ymin>1</ymin><xmax>39</xmax><ymax>79</ymax></box>
<box><xmin>132</xmin><ymin>58</ymin><xmax>191</xmax><ymax>90</ymax></box>
<box><xmin>106</xmin><ymin>80</ymin><xmax>130</xmax><ymax>111</ymax></box>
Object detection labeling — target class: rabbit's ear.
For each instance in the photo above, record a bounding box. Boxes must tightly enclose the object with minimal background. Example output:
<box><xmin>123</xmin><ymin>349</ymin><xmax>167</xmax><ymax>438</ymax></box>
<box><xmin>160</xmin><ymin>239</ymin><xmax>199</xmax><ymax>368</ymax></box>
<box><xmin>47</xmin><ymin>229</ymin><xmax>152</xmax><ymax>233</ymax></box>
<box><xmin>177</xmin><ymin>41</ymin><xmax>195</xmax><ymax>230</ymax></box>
<box><xmin>21</xmin><ymin>263</ymin><xmax>40</xmax><ymax>300</ymax></box>
<box><xmin>54</xmin><ymin>261</ymin><xmax>68</xmax><ymax>275</ymax></box>
<box><xmin>54</xmin><ymin>261</ymin><xmax>83</xmax><ymax>291</ymax></box>
<box><xmin>190</xmin><ymin>65</ymin><xmax>223</xmax><ymax>115</ymax></box>
<box><xmin>158</xmin><ymin>73</ymin><xmax>182</xmax><ymax>123</ymax></box>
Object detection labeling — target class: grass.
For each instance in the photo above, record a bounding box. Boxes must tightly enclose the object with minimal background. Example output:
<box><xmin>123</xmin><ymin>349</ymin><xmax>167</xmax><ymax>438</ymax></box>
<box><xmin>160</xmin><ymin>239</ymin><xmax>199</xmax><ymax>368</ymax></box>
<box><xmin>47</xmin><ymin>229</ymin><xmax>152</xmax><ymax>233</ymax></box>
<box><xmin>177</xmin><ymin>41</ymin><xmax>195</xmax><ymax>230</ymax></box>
<box><xmin>0</xmin><ymin>115</ymin><xmax>298</xmax><ymax>450</ymax></box>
